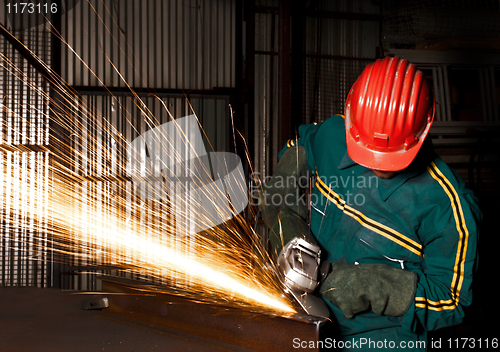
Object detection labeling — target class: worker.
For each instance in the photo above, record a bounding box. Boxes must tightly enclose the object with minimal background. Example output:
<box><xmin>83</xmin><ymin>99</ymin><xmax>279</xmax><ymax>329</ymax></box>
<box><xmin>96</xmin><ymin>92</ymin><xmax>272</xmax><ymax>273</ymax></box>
<box><xmin>258</xmin><ymin>56</ymin><xmax>481</xmax><ymax>351</ymax></box>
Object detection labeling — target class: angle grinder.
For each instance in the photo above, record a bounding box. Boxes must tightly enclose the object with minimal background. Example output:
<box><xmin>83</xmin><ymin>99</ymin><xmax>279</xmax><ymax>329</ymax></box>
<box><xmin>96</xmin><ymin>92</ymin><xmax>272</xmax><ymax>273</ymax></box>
<box><xmin>277</xmin><ymin>236</ymin><xmax>331</xmax><ymax>318</ymax></box>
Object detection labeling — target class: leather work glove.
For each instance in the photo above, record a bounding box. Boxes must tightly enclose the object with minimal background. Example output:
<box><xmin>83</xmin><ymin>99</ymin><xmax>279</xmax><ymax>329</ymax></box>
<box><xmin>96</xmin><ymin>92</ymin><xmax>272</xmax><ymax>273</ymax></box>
<box><xmin>320</xmin><ymin>262</ymin><xmax>417</xmax><ymax>318</ymax></box>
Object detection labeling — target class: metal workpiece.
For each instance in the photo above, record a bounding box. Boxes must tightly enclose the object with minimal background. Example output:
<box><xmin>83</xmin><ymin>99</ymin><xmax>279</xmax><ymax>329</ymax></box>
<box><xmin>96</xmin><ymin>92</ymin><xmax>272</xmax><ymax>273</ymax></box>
<box><xmin>101</xmin><ymin>277</ymin><xmax>333</xmax><ymax>352</ymax></box>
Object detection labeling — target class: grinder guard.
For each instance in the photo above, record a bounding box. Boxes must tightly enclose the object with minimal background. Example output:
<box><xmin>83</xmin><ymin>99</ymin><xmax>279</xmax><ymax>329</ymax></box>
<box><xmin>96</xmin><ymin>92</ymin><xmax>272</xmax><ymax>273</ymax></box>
<box><xmin>277</xmin><ymin>237</ymin><xmax>330</xmax><ymax>318</ymax></box>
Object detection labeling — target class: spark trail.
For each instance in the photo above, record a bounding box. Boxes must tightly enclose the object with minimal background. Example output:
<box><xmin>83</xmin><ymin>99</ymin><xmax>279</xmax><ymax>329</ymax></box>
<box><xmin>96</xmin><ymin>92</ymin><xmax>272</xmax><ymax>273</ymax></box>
<box><xmin>0</xmin><ymin>1</ymin><xmax>296</xmax><ymax>315</ymax></box>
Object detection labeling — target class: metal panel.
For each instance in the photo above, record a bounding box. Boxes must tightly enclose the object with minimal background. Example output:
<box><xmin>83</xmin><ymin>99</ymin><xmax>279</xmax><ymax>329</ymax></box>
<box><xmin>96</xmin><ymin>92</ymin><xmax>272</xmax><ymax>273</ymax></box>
<box><xmin>0</xmin><ymin>5</ymin><xmax>234</xmax><ymax>289</ymax></box>
<box><xmin>0</xmin><ymin>151</ymin><xmax>50</xmax><ymax>287</ymax></box>
<box><xmin>0</xmin><ymin>0</ymin><xmax>236</xmax><ymax>293</ymax></box>
<box><xmin>0</xmin><ymin>15</ymin><xmax>52</xmax><ymax>287</ymax></box>
<box><xmin>61</xmin><ymin>0</ymin><xmax>236</xmax><ymax>90</ymax></box>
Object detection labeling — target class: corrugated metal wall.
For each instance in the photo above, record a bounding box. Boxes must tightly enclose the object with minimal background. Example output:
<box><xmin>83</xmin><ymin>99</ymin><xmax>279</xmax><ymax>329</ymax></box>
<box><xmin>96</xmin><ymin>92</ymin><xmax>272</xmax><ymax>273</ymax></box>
<box><xmin>58</xmin><ymin>0</ymin><xmax>236</xmax><ymax>290</ymax></box>
<box><xmin>0</xmin><ymin>7</ymin><xmax>52</xmax><ymax>287</ymax></box>
<box><xmin>62</xmin><ymin>0</ymin><xmax>236</xmax><ymax>89</ymax></box>
<box><xmin>1</xmin><ymin>0</ymin><xmax>236</xmax><ymax>290</ymax></box>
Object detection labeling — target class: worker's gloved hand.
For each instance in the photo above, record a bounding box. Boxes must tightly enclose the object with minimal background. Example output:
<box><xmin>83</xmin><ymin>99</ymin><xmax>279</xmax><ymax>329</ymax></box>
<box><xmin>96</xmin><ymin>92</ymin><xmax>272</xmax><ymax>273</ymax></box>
<box><xmin>320</xmin><ymin>262</ymin><xmax>417</xmax><ymax>318</ymax></box>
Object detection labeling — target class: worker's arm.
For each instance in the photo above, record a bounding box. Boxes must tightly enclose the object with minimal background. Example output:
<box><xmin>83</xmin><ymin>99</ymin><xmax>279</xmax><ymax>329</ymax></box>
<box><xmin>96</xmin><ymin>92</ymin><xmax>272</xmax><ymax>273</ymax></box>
<box><xmin>258</xmin><ymin>145</ymin><xmax>311</xmax><ymax>257</ymax></box>
<box><xmin>401</xmin><ymin>187</ymin><xmax>481</xmax><ymax>332</ymax></box>
<box><xmin>319</xmin><ymin>175</ymin><xmax>480</xmax><ymax>327</ymax></box>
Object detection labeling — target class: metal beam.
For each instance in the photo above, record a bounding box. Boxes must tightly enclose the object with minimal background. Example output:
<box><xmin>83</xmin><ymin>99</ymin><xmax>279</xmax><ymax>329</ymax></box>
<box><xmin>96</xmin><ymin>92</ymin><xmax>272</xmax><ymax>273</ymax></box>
<box><xmin>243</xmin><ymin>0</ymin><xmax>256</xmax><ymax>179</ymax></box>
<box><xmin>48</xmin><ymin>0</ymin><xmax>68</xmax><ymax>290</ymax></box>
<box><xmin>291</xmin><ymin>1</ymin><xmax>305</xmax><ymax>129</ymax></box>
<box><xmin>70</xmin><ymin>85</ymin><xmax>240</xmax><ymax>97</ymax></box>
<box><xmin>278</xmin><ymin>0</ymin><xmax>292</xmax><ymax>166</ymax></box>
<box><xmin>101</xmin><ymin>277</ymin><xmax>332</xmax><ymax>352</ymax></box>
<box><xmin>0</xmin><ymin>23</ymin><xmax>54</xmax><ymax>83</ymax></box>
<box><xmin>306</xmin><ymin>10</ymin><xmax>380</xmax><ymax>22</ymax></box>
<box><xmin>386</xmin><ymin>49</ymin><xmax>500</xmax><ymax>65</ymax></box>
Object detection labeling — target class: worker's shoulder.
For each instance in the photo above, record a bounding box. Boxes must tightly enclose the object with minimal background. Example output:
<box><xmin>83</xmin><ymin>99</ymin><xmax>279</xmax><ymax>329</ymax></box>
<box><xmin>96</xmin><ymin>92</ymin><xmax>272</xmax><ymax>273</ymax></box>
<box><xmin>407</xmin><ymin>155</ymin><xmax>482</xmax><ymax>236</ymax></box>
<box><xmin>410</xmin><ymin>154</ymin><xmax>474</xmax><ymax>203</ymax></box>
<box><xmin>429</xmin><ymin>156</ymin><xmax>470</xmax><ymax>194</ymax></box>
<box><xmin>298</xmin><ymin>114</ymin><xmax>345</xmax><ymax>139</ymax></box>
<box><xmin>318</xmin><ymin>114</ymin><xmax>345</xmax><ymax>130</ymax></box>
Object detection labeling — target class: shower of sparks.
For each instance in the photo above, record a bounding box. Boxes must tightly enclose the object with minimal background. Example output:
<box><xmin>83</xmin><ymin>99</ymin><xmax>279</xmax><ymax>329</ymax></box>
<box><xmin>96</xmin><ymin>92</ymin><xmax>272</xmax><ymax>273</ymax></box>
<box><xmin>46</xmin><ymin>175</ymin><xmax>293</xmax><ymax>314</ymax></box>
<box><xmin>0</xmin><ymin>2</ymin><xmax>296</xmax><ymax>315</ymax></box>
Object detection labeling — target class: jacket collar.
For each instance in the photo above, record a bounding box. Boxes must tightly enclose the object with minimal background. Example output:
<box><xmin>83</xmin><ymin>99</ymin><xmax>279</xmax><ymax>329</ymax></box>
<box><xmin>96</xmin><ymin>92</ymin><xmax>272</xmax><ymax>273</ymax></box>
<box><xmin>376</xmin><ymin>169</ymin><xmax>420</xmax><ymax>201</ymax></box>
<box><xmin>337</xmin><ymin>151</ymin><xmax>357</xmax><ymax>170</ymax></box>
<box><xmin>337</xmin><ymin>151</ymin><xmax>422</xmax><ymax>202</ymax></box>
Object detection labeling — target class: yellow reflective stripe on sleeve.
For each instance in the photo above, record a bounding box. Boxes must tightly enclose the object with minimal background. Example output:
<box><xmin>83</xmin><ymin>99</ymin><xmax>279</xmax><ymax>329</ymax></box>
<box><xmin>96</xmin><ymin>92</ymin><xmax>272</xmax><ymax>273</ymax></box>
<box><xmin>315</xmin><ymin>170</ymin><xmax>423</xmax><ymax>257</ymax></box>
<box><xmin>415</xmin><ymin>161</ymin><xmax>470</xmax><ymax>311</ymax></box>
<box><xmin>286</xmin><ymin>139</ymin><xmax>295</xmax><ymax>147</ymax></box>
<box><xmin>415</xmin><ymin>297</ymin><xmax>456</xmax><ymax>311</ymax></box>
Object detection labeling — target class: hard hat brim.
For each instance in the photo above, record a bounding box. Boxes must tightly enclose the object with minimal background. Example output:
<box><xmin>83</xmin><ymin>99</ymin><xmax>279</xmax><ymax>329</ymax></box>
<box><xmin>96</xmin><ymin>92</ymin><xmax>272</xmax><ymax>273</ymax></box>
<box><xmin>345</xmin><ymin>129</ymin><xmax>425</xmax><ymax>172</ymax></box>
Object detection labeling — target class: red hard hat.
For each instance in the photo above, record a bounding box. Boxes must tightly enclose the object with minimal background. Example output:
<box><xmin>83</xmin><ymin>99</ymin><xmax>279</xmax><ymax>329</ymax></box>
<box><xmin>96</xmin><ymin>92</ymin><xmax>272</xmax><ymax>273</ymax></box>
<box><xmin>344</xmin><ymin>57</ymin><xmax>435</xmax><ymax>171</ymax></box>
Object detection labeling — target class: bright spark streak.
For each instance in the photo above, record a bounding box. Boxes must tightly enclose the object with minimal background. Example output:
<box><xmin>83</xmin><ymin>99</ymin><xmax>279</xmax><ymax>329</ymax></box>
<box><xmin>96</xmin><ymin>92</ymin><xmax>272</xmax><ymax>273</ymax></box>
<box><xmin>0</xmin><ymin>3</ymin><xmax>297</xmax><ymax>317</ymax></box>
<box><xmin>86</xmin><ymin>223</ymin><xmax>294</xmax><ymax>313</ymax></box>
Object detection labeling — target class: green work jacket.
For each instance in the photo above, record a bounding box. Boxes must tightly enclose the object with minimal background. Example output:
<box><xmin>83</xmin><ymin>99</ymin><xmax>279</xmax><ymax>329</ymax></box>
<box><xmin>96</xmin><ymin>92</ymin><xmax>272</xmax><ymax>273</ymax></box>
<box><xmin>279</xmin><ymin>115</ymin><xmax>481</xmax><ymax>351</ymax></box>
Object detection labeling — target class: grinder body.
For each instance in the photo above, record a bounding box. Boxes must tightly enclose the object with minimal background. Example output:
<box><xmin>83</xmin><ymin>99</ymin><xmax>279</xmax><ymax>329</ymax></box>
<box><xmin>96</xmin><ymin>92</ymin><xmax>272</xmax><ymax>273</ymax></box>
<box><xmin>277</xmin><ymin>237</ymin><xmax>330</xmax><ymax>318</ymax></box>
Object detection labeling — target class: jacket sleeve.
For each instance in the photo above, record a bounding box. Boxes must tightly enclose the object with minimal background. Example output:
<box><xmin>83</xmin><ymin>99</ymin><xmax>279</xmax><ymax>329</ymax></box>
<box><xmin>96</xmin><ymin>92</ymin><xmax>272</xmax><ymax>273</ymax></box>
<box><xmin>400</xmin><ymin>167</ymin><xmax>481</xmax><ymax>332</ymax></box>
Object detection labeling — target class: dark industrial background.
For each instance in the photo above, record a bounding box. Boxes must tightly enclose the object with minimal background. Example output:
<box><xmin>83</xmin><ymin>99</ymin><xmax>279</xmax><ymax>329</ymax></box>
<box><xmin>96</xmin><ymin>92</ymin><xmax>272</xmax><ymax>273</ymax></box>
<box><xmin>0</xmin><ymin>0</ymin><xmax>499</xmax><ymax>351</ymax></box>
